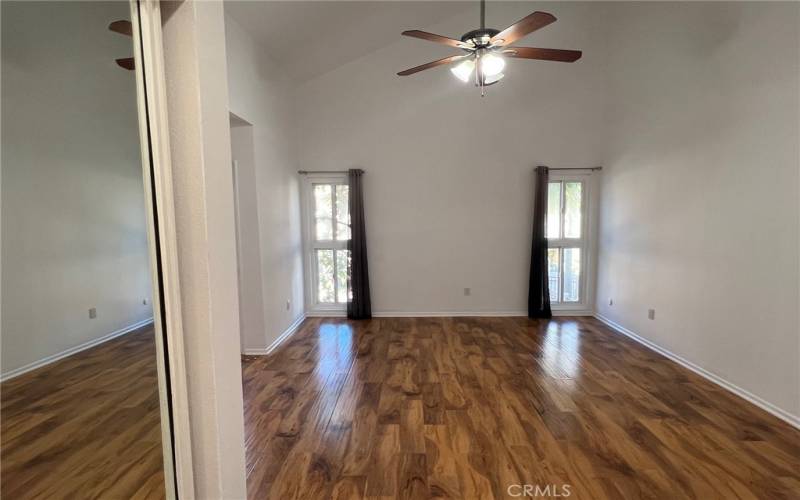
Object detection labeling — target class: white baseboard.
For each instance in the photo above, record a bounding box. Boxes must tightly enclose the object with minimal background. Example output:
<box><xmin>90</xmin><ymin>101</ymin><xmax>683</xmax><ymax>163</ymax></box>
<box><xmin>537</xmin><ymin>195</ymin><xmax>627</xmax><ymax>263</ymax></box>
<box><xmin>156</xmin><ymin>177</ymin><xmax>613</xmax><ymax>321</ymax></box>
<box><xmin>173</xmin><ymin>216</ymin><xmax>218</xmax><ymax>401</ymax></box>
<box><xmin>552</xmin><ymin>309</ymin><xmax>595</xmax><ymax>317</ymax></box>
<box><xmin>243</xmin><ymin>313</ymin><xmax>306</xmax><ymax>356</ymax></box>
<box><xmin>1</xmin><ymin>318</ymin><xmax>155</xmax><ymax>382</ymax></box>
<box><xmin>305</xmin><ymin>311</ymin><xmax>346</xmax><ymax>318</ymax></box>
<box><xmin>594</xmin><ymin>313</ymin><xmax>800</xmax><ymax>430</ymax></box>
<box><xmin>306</xmin><ymin>310</ymin><xmax>594</xmax><ymax>318</ymax></box>
<box><xmin>372</xmin><ymin>311</ymin><xmax>527</xmax><ymax>318</ymax></box>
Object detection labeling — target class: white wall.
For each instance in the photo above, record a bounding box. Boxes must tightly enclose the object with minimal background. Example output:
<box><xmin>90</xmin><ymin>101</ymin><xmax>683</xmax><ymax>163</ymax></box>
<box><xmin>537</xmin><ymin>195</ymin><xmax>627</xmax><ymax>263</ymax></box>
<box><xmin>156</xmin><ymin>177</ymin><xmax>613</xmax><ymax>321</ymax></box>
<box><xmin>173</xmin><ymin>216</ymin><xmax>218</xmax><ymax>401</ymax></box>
<box><xmin>596</xmin><ymin>2</ymin><xmax>800</xmax><ymax>421</ymax></box>
<box><xmin>293</xmin><ymin>2</ymin><xmax>608</xmax><ymax>315</ymax></box>
<box><xmin>160</xmin><ymin>1</ymin><xmax>247</xmax><ymax>496</ymax></box>
<box><xmin>230</xmin><ymin>1</ymin><xmax>799</xmax><ymax>423</ymax></box>
<box><xmin>230</xmin><ymin>115</ymin><xmax>267</xmax><ymax>350</ymax></box>
<box><xmin>1</xmin><ymin>1</ymin><xmax>153</xmax><ymax>376</ymax></box>
<box><xmin>225</xmin><ymin>15</ymin><xmax>305</xmax><ymax>350</ymax></box>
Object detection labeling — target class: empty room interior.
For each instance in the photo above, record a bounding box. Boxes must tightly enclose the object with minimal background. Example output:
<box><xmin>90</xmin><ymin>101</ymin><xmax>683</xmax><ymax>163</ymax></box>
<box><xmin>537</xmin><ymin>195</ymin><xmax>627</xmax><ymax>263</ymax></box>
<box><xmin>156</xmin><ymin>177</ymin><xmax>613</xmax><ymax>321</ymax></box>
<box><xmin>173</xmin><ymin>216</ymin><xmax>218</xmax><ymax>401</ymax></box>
<box><xmin>1</xmin><ymin>1</ymin><xmax>799</xmax><ymax>499</ymax></box>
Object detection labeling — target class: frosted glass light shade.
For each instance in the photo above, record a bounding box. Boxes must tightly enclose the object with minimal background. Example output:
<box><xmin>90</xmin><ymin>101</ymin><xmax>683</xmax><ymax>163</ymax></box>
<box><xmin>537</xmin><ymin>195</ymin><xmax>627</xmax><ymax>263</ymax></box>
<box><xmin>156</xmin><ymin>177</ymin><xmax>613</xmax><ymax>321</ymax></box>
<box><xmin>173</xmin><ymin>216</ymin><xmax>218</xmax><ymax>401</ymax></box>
<box><xmin>450</xmin><ymin>59</ymin><xmax>475</xmax><ymax>82</ymax></box>
<box><xmin>480</xmin><ymin>54</ymin><xmax>505</xmax><ymax>76</ymax></box>
<box><xmin>483</xmin><ymin>73</ymin><xmax>504</xmax><ymax>85</ymax></box>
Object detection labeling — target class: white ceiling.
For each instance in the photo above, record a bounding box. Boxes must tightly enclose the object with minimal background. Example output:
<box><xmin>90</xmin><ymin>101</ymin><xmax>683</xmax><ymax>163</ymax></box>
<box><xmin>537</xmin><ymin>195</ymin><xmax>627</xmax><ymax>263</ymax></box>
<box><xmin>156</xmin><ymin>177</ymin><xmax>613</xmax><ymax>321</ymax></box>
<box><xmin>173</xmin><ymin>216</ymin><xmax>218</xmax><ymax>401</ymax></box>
<box><xmin>224</xmin><ymin>1</ymin><xmax>475</xmax><ymax>82</ymax></box>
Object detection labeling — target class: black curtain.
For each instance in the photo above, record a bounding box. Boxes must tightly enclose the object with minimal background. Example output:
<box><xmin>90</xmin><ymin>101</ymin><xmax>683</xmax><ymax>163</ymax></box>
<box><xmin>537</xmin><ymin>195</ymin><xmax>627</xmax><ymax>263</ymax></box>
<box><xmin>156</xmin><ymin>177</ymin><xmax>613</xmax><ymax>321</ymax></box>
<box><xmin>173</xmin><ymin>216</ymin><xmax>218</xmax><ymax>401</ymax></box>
<box><xmin>528</xmin><ymin>166</ymin><xmax>552</xmax><ymax>318</ymax></box>
<box><xmin>347</xmin><ymin>169</ymin><xmax>372</xmax><ymax>319</ymax></box>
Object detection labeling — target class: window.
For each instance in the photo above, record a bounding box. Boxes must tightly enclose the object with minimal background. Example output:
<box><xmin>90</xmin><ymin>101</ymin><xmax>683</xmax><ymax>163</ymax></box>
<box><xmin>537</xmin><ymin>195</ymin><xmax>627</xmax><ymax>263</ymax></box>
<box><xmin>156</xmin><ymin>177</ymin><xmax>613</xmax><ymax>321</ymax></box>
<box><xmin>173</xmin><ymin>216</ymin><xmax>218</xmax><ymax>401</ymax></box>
<box><xmin>303</xmin><ymin>176</ymin><xmax>350</xmax><ymax>310</ymax></box>
<box><xmin>546</xmin><ymin>179</ymin><xmax>588</xmax><ymax>306</ymax></box>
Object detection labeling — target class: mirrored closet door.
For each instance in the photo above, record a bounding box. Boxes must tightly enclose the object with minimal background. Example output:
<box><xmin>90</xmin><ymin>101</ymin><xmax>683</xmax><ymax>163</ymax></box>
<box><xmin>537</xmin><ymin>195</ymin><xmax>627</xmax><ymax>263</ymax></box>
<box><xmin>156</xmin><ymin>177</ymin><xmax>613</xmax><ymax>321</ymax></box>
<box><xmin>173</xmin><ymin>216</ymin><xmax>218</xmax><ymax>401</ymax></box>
<box><xmin>1</xmin><ymin>1</ymin><xmax>177</xmax><ymax>498</ymax></box>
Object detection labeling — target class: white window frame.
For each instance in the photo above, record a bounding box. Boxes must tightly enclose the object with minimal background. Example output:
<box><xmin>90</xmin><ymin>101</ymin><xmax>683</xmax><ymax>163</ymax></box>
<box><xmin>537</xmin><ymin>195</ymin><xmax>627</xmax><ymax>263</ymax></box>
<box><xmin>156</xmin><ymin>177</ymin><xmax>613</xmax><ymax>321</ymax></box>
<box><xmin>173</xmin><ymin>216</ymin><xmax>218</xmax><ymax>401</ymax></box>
<box><xmin>546</xmin><ymin>171</ymin><xmax>598</xmax><ymax>315</ymax></box>
<box><xmin>300</xmin><ymin>173</ymin><xmax>349</xmax><ymax>315</ymax></box>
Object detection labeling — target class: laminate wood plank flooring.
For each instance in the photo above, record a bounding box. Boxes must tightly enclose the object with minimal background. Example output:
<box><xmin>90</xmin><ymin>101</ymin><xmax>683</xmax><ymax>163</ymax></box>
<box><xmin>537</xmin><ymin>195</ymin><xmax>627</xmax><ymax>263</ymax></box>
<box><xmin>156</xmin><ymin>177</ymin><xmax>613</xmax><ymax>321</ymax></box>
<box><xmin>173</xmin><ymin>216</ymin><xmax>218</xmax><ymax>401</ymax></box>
<box><xmin>3</xmin><ymin>317</ymin><xmax>798</xmax><ymax>499</ymax></box>
<box><xmin>242</xmin><ymin>317</ymin><xmax>800</xmax><ymax>500</ymax></box>
<box><xmin>1</xmin><ymin>325</ymin><xmax>165</xmax><ymax>500</ymax></box>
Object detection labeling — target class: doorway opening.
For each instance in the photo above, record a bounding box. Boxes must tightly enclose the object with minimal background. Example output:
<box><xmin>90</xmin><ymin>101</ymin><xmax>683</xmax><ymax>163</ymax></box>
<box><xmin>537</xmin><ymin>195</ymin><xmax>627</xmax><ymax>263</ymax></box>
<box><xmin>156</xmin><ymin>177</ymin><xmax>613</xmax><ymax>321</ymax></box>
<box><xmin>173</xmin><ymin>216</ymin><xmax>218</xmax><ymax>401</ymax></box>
<box><xmin>229</xmin><ymin>113</ymin><xmax>264</xmax><ymax>353</ymax></box>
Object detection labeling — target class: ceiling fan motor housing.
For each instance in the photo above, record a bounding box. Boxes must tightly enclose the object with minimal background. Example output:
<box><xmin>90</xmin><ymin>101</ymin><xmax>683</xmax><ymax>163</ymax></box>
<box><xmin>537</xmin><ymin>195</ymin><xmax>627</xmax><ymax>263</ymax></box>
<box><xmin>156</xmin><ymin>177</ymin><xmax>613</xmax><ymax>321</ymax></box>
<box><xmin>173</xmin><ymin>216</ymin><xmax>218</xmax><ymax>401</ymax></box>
<box><xmin>458</xmin><ymin>28</ymin><xmax>504</xmax><ymax>88</ymax></box>
<box><xmin>460</xmin><ymin>28</ymin><xmax>499</xmax><ymax>48</ymax></box>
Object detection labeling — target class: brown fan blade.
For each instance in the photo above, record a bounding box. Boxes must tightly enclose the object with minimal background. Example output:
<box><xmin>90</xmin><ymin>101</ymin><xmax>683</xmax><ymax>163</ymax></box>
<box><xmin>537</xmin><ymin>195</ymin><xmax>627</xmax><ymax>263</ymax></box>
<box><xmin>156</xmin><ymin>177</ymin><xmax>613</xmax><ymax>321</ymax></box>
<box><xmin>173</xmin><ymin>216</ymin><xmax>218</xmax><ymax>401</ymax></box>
<box><xmin>505</xmin><ymin>47</ymin><xmax>582</xmax><ymax>62</ymax></box>
<box><xmin>116</xmin><ymin>57</ymin><xmax>135</xmax><ymax>70</ymax></box>
<box><xmin>397</xmin><ymin>55</ymin><xmax>466</xmax><ymax>76</ymax></box>
<box><xmin>108</xmin><ymin>20</ymin><xmax>132</xmax><ymax>37</ymax></box>
<box><xmin>402</xmin><ymin>30</ymin><xmax>469</xmax><ymax>49</ymax></box>
<box><xmin>490</xmin><ymin>11</ymin><xmax>556</xmax><ymax>46</ymax></box>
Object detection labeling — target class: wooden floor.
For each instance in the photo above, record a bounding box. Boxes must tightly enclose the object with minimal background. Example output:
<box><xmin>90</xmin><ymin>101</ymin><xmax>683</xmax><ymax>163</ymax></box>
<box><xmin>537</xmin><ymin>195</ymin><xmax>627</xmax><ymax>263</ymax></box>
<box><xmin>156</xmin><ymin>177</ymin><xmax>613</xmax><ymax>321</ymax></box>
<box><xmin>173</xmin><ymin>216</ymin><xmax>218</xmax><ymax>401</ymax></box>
<box><xmin>3</xmin><ymin>318</ymin><xmax>799</xmax><ymax>499</ymax></box>
<box><xmin>242</xmin><ymin>317</ymin><xmax>800</xmax><ymax>499</ymax></box>
<box><xmin>1</xmin><ymin>325</ymin><xmax>166</xmax><ymax>499</ymax></box>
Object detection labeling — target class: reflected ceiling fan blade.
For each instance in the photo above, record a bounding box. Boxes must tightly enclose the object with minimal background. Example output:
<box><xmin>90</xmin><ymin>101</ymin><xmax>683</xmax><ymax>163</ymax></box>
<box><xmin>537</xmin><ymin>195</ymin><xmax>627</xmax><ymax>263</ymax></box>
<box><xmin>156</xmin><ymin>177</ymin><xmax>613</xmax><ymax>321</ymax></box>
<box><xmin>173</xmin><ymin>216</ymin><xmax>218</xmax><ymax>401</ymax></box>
<box><xmin>504</xmin><ymin>47</ymin><xmax>582</xmax><ymax>62</ymax></box>
<box><xmin>116</xmin><ymin>57</ymin><xmax>135</xmax><ymax>70</ymax></box>
<box><xmin>108</xmin><ymin>20</ymin><xmax>132</xmax><ymax>37</ymax></box>
<box><xmin>397</xmin><ymin>55</ymin><xmax>466</xmax><ymax>76</ymax></box>
<box><xmin>490</xmin><ymin>11</ymin><xmax>556</xmax><ymax>46</ymax></box>
<box><xmin>402</xmin><ymin>30</ymin><xmax>470</xmax><ymax>49</ymax></box>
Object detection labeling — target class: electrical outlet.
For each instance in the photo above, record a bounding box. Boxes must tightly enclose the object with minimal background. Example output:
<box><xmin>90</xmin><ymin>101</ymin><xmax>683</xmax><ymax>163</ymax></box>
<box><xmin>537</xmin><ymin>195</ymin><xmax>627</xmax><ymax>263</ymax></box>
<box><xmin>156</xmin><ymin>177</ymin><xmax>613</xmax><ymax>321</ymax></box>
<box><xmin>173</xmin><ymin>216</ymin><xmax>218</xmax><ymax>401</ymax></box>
<box><xmin>89</xmin><ymin>307</ymin><xmax>97</xmax><ymax>319</ymax></box>
<box><xmin>286</xmin><ymin>300</ymin><xmax>291</xmax><ymax>311</ymax></box>
<box><xmin>609</xmin><ymin>298</ymin><xmax>613</xmax><ymax>306</ymax></box>
<box><xmin>648</xmin><ymin>308</ymin><xmax>655</xmax><ymax>320</ymax></box>
<box><xmin>463</xmin><ymin>287</ymin><xmax>471</xmax><ymax>296</ymax></box>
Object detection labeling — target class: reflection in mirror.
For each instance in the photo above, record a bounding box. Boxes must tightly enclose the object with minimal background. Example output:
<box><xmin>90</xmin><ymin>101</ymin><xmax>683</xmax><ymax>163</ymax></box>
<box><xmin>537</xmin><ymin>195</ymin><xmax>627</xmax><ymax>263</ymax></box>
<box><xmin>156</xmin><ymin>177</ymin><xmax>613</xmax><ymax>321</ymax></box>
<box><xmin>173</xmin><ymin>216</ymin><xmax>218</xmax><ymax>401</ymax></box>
<box><xmin>1</xmin><ymin>1</ymin><xmax>174</xmax><ymax>498</ymax></box>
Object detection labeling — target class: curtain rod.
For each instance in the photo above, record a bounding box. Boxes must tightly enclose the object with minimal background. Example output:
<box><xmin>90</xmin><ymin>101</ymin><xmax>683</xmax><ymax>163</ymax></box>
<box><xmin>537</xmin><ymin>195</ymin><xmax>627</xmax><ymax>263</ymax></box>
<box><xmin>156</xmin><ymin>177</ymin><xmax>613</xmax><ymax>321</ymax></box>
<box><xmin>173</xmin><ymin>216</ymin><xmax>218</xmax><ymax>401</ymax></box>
<box><xmin>547</xmin><ymin>166</ymin><xmax>603</xmax><ymax>171</ymax></box>
<box><xmin>298</xmin><ymin>170</ymin><xmax>365</xmax><ymax>175</ymax></box>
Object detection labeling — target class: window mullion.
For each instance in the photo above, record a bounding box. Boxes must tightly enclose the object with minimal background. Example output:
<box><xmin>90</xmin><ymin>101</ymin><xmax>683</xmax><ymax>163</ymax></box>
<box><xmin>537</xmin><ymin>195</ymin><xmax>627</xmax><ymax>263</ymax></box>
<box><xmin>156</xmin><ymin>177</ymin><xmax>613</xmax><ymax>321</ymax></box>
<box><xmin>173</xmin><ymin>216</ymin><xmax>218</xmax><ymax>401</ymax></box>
<box><xmin>331</xmin><ymin>183</ymin><xmax>337</xmax><ymax>242</ymax></box>
<box><xmin>549</xmin><ymin>238</ymin><xmax>577</xmax><ymax>248</ymax></box>
<box><xmin>559</xmin><ymin>247</ymin><xmax>565</xmax><ymax>303</ymax></box>
<box><xmin>313</xmin><ymin>249</ymin><xmax>320</xmax><ymax>305</ymax></box>
<box><xmin>560</xmin><ymin>181</ymin><xmax>566</xmax><ymax>240</ymax></box>
<box><xmin>332</xmin><ymin>246</ymin><xmax>338</xmax><ymax>304</ymax></box>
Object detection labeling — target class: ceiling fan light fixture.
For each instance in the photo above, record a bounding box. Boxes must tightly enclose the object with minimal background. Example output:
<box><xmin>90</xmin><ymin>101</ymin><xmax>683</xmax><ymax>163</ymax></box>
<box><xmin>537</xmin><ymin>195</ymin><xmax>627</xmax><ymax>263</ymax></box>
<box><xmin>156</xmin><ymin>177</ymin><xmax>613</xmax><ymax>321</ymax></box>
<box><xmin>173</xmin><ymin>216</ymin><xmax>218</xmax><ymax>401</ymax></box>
<box><xmin>397</xmin><ymin>1</ymin><xmax>582</xmax><ymax>95</ymax></box>
<box><xmin>480</xmin><ymin>53</ymin><xmax>505</xmax><ymax>77</ymax></box>
<box><xmin>482</xmin><ymin>72</ymin><xmax>504</xmax><ymax>85</ymax></box>
<box><xmin>450</xmin><ymin>58</ymin><xmax>475</xmax><ymax>82</ymax></box>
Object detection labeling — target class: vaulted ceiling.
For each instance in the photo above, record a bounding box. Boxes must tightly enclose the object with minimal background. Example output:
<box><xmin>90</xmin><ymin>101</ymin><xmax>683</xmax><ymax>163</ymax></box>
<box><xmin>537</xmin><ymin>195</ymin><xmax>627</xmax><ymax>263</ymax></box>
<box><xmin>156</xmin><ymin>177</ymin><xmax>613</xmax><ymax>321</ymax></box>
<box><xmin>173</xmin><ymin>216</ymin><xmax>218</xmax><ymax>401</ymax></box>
<box><xmin>224</xmin><ymin>1</ymin><xmax>474</xmax><ymax>82</ymax></box>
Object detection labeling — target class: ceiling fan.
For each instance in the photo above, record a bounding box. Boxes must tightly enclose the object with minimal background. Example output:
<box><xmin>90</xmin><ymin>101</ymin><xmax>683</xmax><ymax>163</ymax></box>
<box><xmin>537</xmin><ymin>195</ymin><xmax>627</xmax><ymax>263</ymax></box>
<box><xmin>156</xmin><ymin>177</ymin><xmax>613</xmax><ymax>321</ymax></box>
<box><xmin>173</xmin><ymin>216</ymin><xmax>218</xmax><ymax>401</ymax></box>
<box><xmin>397</xmin><ymin>0</ymin><xmax>582</xmax><ymax>96</ymax></box>
<box><xmin>108</xmin><ymin>19</ymin><xmax>134</xmax><ymax>71</ymax></box>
